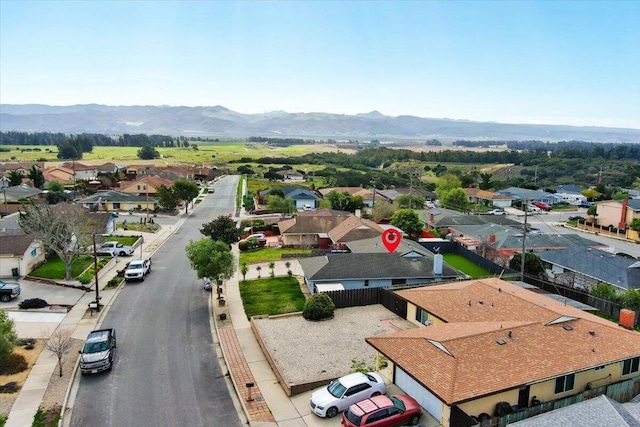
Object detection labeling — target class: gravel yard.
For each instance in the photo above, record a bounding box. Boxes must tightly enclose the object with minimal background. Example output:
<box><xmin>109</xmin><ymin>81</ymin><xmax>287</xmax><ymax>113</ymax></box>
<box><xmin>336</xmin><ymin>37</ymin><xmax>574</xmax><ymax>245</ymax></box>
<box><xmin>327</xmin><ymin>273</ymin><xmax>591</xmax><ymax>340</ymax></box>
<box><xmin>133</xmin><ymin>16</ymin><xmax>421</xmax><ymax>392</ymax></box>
<box><xmin>252</xmin><ymin>304</ymin><xmax>417</xmax><ymax>385</ymax></box>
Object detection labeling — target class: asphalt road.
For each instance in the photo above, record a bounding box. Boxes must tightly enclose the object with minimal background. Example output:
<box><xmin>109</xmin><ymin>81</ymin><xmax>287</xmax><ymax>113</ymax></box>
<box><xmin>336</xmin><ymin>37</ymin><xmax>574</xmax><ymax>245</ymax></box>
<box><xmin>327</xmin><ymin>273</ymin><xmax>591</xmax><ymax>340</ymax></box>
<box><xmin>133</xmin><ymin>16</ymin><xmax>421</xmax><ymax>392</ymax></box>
<box><xmin>69</xmin><ymin>175</ymin><xmax>243</xmax><ymax>427</ymax></box>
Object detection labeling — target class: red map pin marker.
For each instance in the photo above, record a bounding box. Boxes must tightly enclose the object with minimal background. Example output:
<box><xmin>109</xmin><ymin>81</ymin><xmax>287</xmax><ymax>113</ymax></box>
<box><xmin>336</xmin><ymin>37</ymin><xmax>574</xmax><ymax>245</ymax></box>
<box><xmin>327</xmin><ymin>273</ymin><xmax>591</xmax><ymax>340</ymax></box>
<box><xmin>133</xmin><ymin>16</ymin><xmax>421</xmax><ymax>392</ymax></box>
<box><xmin>382</xmin><ymin>229</ymin><xmax>402</xmax><ymax>253</ymax></box>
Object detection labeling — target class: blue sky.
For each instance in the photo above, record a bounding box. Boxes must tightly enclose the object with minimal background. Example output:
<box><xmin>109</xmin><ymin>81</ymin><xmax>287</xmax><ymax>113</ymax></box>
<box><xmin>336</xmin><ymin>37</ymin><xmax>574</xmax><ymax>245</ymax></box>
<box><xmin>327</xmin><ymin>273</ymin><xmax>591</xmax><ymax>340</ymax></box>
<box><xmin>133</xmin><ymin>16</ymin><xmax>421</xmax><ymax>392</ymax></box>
<box><xmin>1</xmin><ymin>1</ymin><xmax>639</xmax><ymax>128</ymax></box>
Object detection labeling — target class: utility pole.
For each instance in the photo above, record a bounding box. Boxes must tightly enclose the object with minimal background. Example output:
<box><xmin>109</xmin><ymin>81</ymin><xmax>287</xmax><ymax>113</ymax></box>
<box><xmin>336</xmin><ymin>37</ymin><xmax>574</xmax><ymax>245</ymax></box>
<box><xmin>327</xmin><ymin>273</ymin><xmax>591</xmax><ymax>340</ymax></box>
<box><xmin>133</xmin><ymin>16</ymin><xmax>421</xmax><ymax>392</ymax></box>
<box><xmin>92</xmin><ymin>234</ymin><xmax>101</xmax><ymax>312</ymax></box>
<box><xmin>520</xmin><ymin>200</ymin><xmax>528</xmax><ymax>281</ymax></box>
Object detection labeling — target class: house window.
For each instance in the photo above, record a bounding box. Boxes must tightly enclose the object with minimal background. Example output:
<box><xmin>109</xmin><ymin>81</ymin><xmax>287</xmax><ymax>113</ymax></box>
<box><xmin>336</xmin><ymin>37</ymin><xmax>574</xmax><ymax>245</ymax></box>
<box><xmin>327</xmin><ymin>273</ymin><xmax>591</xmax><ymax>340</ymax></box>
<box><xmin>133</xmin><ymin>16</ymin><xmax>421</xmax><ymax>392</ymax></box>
<box><xmin>554</xmin><ymin>373</ymin><xmax>575</xmax><ymax>394</ymax></box>
<box><xmin>623</xmin><ymin>357</ymin><xmax>640</xmax><ymax>376</ymax></box>
<box><xmin>113</xmin><ymin>203</ymin><xmax>121</xmax><ymax>209</ymax></box>
<box><xmin>594</xmin><ymin>365</ymin><xmax>605</xmax><ymax>371</ymax></box>
<box><xmin>137</xmin><ymin>185</ymin><xmax>141</xmax><ymax>190</ymax></box>
<box><xmin>31</xmin><ymin>248</ymin><xmax>37</xmax><ymax>257</ymax></box>
<box><xmin>415</xmin><ymin>308</ymin><xmax>431</xmax><ymax>326</ymax></box>
<box><xmin>364</xmin><ymin>280</ymin><xmax>369</xmax><ymax>287</ymax></box>
<box><xmin>391</xmin><ymin>279</ymin><xmax>406</xmax><ymax>285</ymax></box>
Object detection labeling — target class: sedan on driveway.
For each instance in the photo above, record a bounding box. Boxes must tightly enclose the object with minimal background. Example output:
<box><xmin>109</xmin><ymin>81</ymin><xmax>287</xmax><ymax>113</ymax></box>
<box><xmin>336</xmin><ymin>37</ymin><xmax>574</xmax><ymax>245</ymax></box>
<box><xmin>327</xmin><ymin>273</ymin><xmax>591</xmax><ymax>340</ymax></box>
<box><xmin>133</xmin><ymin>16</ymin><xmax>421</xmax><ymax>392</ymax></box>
<box><xmin>341</xmin><ymin>394</ymin><xmax>422</xmax><ymax>427</ymax></box>
<box><xmin>310</xmin><ymin>372</ymin><xmax>387</xmax><ymax>418</ymax></box>
<box><xmin>487</xmin><ymin>209</ymin><xmax>506</xmax><ymax>215</ymax></box>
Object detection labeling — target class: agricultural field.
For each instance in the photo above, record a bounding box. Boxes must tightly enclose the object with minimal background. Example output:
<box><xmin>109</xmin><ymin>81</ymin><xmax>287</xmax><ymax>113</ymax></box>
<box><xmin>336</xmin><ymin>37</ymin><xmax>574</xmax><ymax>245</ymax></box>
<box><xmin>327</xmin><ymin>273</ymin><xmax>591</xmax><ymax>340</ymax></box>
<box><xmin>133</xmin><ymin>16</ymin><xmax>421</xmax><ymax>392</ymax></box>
<box><xmin>0</xmin><ymin>142</ymin><xmax>352</xmax><ymax>166</ymax></box>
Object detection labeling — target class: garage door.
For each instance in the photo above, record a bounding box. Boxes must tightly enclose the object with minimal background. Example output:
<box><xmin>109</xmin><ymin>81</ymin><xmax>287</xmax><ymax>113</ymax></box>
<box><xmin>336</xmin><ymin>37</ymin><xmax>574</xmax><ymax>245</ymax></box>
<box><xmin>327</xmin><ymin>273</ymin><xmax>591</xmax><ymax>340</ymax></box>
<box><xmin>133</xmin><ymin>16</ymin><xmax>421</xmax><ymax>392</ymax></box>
<box><xmin>395</xmin><ymin>367</ymin><xmax>442</xmax><ymax>422</ymax></box>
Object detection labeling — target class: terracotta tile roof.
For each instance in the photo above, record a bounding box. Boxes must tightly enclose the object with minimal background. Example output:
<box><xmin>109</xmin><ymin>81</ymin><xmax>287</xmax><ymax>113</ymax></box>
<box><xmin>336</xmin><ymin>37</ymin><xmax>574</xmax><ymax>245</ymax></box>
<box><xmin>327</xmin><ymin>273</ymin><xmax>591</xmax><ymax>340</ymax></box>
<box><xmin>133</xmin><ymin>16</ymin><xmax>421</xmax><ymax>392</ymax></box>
<box><xmin>318</xmin><ymin>187</ymin><xmax>365</xmax><ymax>196</ymax></box>
<box><xmin>278</xmin><ymin>214</ymin><xmax>350</xmax><ymax>234</ymax></box>
<box><xmin>368</xmin><ymin>278</ymin><xmax>640</xmax><ymax>405</ymax></box>
<box><xmin>464</xmin><ymin>188</ymin><xmax>513</xmax><ymax>200</ymax></box>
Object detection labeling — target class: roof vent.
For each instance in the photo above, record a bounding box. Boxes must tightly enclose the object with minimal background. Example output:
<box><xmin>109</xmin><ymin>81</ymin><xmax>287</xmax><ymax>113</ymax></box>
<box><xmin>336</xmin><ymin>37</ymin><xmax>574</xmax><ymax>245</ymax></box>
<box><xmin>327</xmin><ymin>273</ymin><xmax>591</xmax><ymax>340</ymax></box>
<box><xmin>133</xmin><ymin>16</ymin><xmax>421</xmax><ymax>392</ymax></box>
<box><xmin>496</xmin><ymin>339</ymin><xmax>507</xmax><ymax>345</ymax></box>
<box><xmin>508</xmin><ymin>331</ymin><xmax>513</xmax><ymax>339</ymax></box>
<box><xmin>589</xmin><ymin>331</ymin><xmax>596</xmax><ymax>336</ymax></box>
<box><xmin>563</xmin><ymin>325</ymin><xmax>573</xmax><ymax>331</ymax></box>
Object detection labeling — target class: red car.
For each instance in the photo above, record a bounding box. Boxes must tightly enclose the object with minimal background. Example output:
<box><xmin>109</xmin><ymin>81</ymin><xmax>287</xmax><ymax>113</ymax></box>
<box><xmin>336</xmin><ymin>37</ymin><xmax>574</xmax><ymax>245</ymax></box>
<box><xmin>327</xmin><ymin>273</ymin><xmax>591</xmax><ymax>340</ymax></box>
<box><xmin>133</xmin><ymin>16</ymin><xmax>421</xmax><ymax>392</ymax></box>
<box><xmin>341</xmin><ymin>394</ymin><xmax>422</xmax><ymax>427</ymax></box>
<box><xmin>532</xmin><ymin>201</ymin><xmax>553</xmax><ymax>211</ymax></box>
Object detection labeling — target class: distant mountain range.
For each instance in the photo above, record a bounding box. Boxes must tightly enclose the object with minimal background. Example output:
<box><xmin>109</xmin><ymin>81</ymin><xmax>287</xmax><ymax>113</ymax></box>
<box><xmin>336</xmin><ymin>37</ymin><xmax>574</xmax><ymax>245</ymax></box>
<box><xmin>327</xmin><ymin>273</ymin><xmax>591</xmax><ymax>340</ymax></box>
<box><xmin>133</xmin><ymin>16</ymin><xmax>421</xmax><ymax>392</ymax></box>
<box><xmin>1</xmin><ymin>104</ymin><xmax>639</xmax><ymax>143</ymax></box>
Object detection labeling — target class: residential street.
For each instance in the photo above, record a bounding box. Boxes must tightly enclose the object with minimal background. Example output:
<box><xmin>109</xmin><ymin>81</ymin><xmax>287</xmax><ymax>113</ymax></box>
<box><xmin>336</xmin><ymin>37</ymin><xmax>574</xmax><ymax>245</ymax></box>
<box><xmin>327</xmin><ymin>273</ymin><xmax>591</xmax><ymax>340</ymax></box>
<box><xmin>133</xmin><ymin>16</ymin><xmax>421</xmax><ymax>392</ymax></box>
<box><xmin>69</xmin><ymin>175</ymin><xmax>243</xmax><ymax>427</ymax></box>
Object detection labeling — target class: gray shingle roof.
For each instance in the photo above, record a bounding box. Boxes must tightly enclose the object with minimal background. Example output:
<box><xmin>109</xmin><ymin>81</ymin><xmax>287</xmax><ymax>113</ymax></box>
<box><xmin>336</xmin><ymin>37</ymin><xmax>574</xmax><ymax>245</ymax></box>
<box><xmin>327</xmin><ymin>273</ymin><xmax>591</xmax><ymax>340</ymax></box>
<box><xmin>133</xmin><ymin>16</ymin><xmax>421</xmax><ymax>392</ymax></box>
<box><xmin>539</xmin><ymin>246</ymin><xmax>639</xmax><ymax>290</ymax></box>
<box><xmin>509</xmin><ymin>395</ymin><xmax>640</xmax><ymax>427</ymax></box>
<box><xmin>299</xmin><ymin>252</ymin><xmax>461</xmax><ymax>281</ymax></box>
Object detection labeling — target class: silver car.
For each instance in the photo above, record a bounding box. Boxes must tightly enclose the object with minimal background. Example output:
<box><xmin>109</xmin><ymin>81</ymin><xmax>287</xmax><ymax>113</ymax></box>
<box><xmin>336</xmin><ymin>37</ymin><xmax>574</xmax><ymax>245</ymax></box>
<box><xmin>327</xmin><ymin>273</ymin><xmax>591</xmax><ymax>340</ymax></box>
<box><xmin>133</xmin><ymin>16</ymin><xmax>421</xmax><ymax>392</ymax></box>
<box><xmin>310</xmin><ymin>372</ymin><xmax>387</xmax><ymax>418</ymax></box>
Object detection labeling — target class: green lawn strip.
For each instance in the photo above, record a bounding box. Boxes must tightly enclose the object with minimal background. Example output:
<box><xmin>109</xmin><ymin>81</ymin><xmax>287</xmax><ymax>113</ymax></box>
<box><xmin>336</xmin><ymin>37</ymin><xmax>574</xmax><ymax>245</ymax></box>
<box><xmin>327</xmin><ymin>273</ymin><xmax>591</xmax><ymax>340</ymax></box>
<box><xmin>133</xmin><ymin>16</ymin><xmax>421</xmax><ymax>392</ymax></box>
<box><xmin>239</xmin><ymin>248</ymin><xmax>312</xmax><ymax>264</ymax></box>
<box><xmin>239</xmin><ymin>276</ymin><xmax>306</xmax><ymax>319</ymax></box>
<box><xmin>30</xmin><ymin>255</ymin><xmax>95</xmax><ymax>280</ymax></box>
<box><xmin>103</xmin><ymin>235</ymin><xmax>139</xmax><ymax>246</ymax></box>
<box><xmin>443</xmin><ymin>254</ymin><xmax>493</xmax><ymax>278</ymax></box>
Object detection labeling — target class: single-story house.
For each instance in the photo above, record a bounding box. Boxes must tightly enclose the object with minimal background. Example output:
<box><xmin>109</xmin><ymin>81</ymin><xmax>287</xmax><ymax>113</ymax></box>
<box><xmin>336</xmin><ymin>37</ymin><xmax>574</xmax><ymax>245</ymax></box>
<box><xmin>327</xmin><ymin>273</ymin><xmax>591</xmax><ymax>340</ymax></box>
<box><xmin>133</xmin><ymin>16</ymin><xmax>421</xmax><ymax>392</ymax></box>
<box><xmin>377</xmin><ymin>188</ymin><xmax>438</xmax><ymax>204</ymax></box>
<box><xmin>119</xmin><ymin>175</ymin><xmax>174</xmax><ymax>196</ymax></box>
<box><xmin>276</xmin><ymin>170</ymin><xmax>305</xmax><ymax>181</ymax></box>
<box><xmin>278</xmin><ymin>209</ymin><xmax>351</xmax><ymax>247</ymax></box>
<box><xmin>464</xmin><ymin>188</ymin><xmax>514</xmax><ymax>209</ymax></box>
<box><xmin>298</xmin><ymin>250</ymin><xmax>462</xmax><ymax>294</ymax></box>
<box><xmin>260</xmin><ymin>186</ymin><xmax>320</xmax><ymax>209</ymax></box>
<box><xmin>319</xmin><ymin>187</ymin><xmax>377</xmax><ymax>207</ymax></box>
<box><xmin>497</xmin><ymin>187</ymin><xmax>557</xmax><ymax>205</ymax></box>
<box><xmin>539</xmin><ymin>246</ymin><xmax>640</xmax><ymax>291</ymax></box>
<box><xmin>43</xmin><ymin>166</ymin><xmax>75</xmax><ymax>185</ymax></box>
<box><xmin>366</xmin><ymin>278</ymin><xmax>640</xmax><ymax>427</ymax></box>
<box><xmin>77</xmin><ymin>190</ymin><xmax>158</xmax><ymax>213</ymax></box>
<box><xmin>0</xmin><ymin>214</ymin><xmax>45</xmax><ymax>278</ymax></box>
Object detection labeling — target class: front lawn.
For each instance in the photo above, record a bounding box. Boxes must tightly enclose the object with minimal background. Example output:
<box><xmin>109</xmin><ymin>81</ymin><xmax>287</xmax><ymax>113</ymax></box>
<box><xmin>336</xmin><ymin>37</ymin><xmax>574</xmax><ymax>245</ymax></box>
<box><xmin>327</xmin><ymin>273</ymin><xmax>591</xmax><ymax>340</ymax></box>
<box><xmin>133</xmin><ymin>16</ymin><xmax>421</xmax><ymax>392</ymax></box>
<box><xmin>239</xmin><ymin>247</ymin><xmax>312</xmax><ymax>264</ymax></box>
<box><xmin>239</xmin><ymin>276</ymin><xmax>306</xmax><ymax>319</ymax></box>
<box><xmin>30</xmin><ymin>255</ymin><xmax>95</xmax><ymax>280</ymax></box>
<box><xmin>443</xmin><ymin>254</ymin><xmax>493</xmax><ymax>278</ymax></box>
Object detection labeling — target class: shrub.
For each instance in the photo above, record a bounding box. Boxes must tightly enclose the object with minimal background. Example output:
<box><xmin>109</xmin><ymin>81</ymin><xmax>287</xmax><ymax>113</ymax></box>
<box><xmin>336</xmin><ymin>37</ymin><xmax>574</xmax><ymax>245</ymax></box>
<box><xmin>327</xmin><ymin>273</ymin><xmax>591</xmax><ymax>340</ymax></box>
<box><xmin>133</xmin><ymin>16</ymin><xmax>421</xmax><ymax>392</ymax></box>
<box><xmin>0</xmin><ymin>353</ymin><xmax>28</xmax><ymax>375</ymax></box>
<box><xmin>0</xmin><ymin>381</ymin><xmax>20</xmax><ymax>393</ymax></box>
<box><xmin>302</xmin><ymin>293</ymin><xmax>335</xmax><ymax>321</ymax></box>
<box><xmin>18</xmin><ymin>298</ymin><xmax>49</xmax><ymax>309</ymax></box>
<box><xmin>78</xmin><ymin>273</ymin><xmax>93</xmax><ymax>285</ymax></box>
<box><xmin>238</xmin><ymin>240</ymin><xmax>250</xmax><ymax>252</ymax></box>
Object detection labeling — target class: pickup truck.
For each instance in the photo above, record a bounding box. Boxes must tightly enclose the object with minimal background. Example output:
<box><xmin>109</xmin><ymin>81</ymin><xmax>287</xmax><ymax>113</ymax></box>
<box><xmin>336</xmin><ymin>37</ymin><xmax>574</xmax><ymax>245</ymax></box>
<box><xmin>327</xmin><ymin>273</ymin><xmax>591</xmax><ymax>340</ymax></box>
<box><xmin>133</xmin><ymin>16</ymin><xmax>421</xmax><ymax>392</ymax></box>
<box><xmin>97</xmin><ymin>241</ymin><xmax>134</xmax><ymax>256</ymax></box>
<box><xmin>124</xmin><ymin>258</ymin><xmax>152</xmax><ymax>282</ymax></box>
<box><xmin>0</xmin><ymin>280</ymin><xmax>21</xmax><ymax>302</ymax></box>
<box><xmin>79</xmin><ymin>328</ymin><xmax>116</xmax><ymax>374</ymax></box>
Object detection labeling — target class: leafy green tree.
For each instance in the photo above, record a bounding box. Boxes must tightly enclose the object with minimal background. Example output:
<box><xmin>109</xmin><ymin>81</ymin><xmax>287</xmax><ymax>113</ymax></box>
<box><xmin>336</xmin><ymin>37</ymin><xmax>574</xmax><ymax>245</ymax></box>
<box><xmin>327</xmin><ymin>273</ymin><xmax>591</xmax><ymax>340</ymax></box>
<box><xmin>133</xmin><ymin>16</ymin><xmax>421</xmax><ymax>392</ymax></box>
<box><xmin>0</xmin><ymin>310</ymin><xmax>17</xmax><ymax>363</ymax></box>
<box><xmin>478</xmin><ymin>173</ymin><xmax>493</xmax><ymax>190</ymax></box>
<box><xmin>303</xmin><ymin>293</ymin><xmax>335</xmax><ymax>321</ymax></box>
<box><xmin>57</xmin><ymin>139</ymin><xmax>83</xmax><ymax>159</ymax></box>
<box><xmin>8</xmin><ymin>170</ymin><xmax>23</xmax><ymax>186</ymax></box>
<box><xmin>621</xmin><ymin>289</ymin><xmax>640</xmax><ymax>312</ymax></box>
<box><xmin>269</xmin><ymin>186</ymin><xmax>285</xmax><ymax>198</ymax></box>
<box><xmin>185</xmin><ymin>238</ymin><xmax>235</xmax><ymax>284</ymax></box>
<box><xmin>267</xmin><ymin>195</ymin><xmax>295</xmax><ymax>215</ymax></box>
<box><xmin>590</xmin><ymin>283</ymin><xmax>621</xmax><ymax>302</ymax></box>
<box><xmin>46</xmin><ymin>181</ymin><xmax>67</xmax><ymax>204</ymax></box>
<box><xmin>509</xmin><ymin>253</ymin><xmax>546</xmax><ymax>277</ymax></box>
<box><xmin>28</xmin><ymin>165</ymin><xmax>45</xmax><ymax>188</ymax></box>
<box><xmin>372</xmin><ymin>199</ymin><xmax>397</xmax><ymax>222</ymax></box>
<box><xmin>156</xmin><ymin>184</ymin><xmax>177</xmax><ymax>210</ymax></box>
<box><xmin>441</xmin><ymin>188</ymin><xmax>469</xmax><ymax>211</ymax></box>
<box><xmin>395</xmin><ymin>194</ymin><xmax>425</xmax><ymax>209</ymax></box>
<box><xmin>326</xmin><ymin>191</ymin><xmax>365</xmax><ymax>212</ymax></box>
<box><xmin>631</xmin><ymin>218</ymin><xmax>640</xmax><ymax>232</ymax></box>
<box><xmin>172</xmin><ymin>180</ymin><xmax>200</xmax><ymax>214</ymax></box>
<box><xmin>199</xmin><ymin>215</ymin><xmax>239</xmax><ymax>245</ymax></box>
<box><xmin>390</xmin><ymin>209</ymin><xmax>424</xmax><ymax>238</ymax></box>
<box><xmin>587</xmin><ymin>204</ymin><xmax>597</xmax><ymax>216</ymax></box>
<box><xmin>137</xmin><ymin>145</ymin><xmax>160</xmax><ymax>160</ymax></box>
<box><xmin>612</xmin><ymin>191</ymin><xmax>629</xmax><ymax>200</ymax></box>
<box><xmin>582</xmin><ymin>188</ymin><xmax>600</xmax><ymax>201</ymax></box>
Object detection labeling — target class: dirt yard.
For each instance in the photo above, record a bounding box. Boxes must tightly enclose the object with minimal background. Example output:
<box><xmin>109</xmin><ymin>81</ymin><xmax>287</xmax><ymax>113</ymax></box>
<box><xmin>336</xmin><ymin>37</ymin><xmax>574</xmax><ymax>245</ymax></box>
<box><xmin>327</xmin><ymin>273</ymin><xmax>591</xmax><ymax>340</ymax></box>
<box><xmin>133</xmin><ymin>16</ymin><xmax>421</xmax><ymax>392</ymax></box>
<box><xmin>0</xmin><ymin>340</ymin><xmax>45</xmax><ymax>417</ymax></box>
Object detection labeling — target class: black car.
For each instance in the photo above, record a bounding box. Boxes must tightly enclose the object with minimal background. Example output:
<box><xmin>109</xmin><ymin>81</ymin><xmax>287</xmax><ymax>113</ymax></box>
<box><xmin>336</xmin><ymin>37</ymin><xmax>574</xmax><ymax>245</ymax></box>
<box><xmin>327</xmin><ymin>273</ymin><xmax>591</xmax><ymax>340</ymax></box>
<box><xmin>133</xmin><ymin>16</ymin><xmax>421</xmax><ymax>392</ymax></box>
<box><xmin>568</xmin><ymin>215</ymin><xmax>585</xmax><ymax>221</ymax></box>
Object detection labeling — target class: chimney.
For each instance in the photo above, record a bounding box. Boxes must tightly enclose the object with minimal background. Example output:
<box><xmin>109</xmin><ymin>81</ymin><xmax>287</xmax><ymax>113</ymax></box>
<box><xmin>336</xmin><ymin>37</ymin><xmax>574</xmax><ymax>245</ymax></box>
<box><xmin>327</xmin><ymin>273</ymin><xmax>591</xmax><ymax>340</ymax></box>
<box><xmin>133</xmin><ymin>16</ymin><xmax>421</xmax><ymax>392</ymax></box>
<box><xmin>433</xmin><ymin>253</ymin><xmax>443</xmax><ymax>275</ymax></box>
<box><xmin>619</xmin><ymin>309</ymin><xmax>636</xmax><ymax>330</ymax></box>
<box><xmin>355</xmin><ymin>209</ymin><xmax>361</xmax><ymax>218</ymax></box>
<box><xmin>489</xmin><ymin>233</ymin><xmax>496</xmax><ymax>243</ymax></box>
<box><xmin>429</xmin><ymin>214</ymin><xmax>435</xmax><ymax>223</ymax></box>
<box><xmin>619</xmin><ymin>198</ymin><xmax>628</xmax><ymax>230</ymax></box>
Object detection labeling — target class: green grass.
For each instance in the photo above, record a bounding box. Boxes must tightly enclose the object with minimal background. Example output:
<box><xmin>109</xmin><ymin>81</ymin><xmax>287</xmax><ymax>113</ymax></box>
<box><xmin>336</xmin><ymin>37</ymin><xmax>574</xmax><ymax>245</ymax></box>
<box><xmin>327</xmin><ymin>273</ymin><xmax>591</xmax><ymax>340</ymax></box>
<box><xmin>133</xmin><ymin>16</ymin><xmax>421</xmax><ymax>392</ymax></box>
<box><xmin>102</xmin><ymin>235</ymin><xmax>140</xmax><ymax>246</ymax></box>
<box><xmin>239</xmin><ymin>248</ymin><xmax>312</xmax><ymax>264</ymax></box>
<box><xmin>0</xmin><ymin>415</ymin><xmax>6</xmax><ymax>427</ymax></box>
<box><xmin>239</xmin><ymin>276</ymin><xmax>306</xmax><ymax>319</ymax></box>
<box><xmin>443</xmin><ymin>254</ymin><xmax>493</xmax><ymax>278</ymax></box>
<box><xmin>32</xmin><ymin>406</ymin><xmax>61</xmax><ymax>427</ymax></box>
<box><xmin>30</xmin><ymin>255</ymin><xmax>95</xmax><ymax>280</ymax></box>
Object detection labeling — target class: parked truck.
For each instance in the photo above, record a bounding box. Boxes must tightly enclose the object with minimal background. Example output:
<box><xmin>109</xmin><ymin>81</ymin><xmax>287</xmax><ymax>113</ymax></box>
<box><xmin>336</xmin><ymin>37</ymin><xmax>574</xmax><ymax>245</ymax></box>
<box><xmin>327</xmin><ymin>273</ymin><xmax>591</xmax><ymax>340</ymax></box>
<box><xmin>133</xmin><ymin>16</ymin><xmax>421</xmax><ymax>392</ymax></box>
<box><xmin>124</xmin><ymin>258</ymin><xmax>152</xmax><ymax>282</ymax></box>
<box><xmin>79</xmin><ymin>328</ymin><xmax>117</xmax><ymax>374</ymax></box>
<box><xmin>0</xmin><ymin>280</ymin><xmax>21</xmax><ymax>302</ymax></box>
<box><xmin>96</xmin><ymin>241</ymin><xmax>134</xmax><ymax>257</ymax></box>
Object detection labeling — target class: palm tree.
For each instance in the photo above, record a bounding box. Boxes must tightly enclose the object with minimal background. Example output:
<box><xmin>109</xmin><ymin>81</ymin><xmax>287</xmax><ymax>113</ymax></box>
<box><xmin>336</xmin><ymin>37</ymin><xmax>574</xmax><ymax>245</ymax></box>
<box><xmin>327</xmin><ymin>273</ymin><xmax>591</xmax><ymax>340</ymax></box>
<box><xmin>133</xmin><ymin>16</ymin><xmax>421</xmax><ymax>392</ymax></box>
<box><xmin>240</xmin><ymin>262</ymin><xmax>248</xmax><ymax>281</ymax></box>
<box><xmin>256</xmin><ymin>265</ymin><xmax>262</xmax><ymax>278</ymax></box>
<box><xmin>268</xmin><ymin>261</ymin><xmax>275</xmax><ymax>277</ymax></box>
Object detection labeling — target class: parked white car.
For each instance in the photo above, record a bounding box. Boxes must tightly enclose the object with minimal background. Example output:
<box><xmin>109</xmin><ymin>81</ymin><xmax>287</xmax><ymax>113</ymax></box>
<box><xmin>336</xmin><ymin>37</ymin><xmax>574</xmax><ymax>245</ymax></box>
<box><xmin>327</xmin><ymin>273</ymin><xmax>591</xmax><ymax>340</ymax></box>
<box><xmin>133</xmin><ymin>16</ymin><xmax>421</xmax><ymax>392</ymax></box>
<box><xmin>97</xmin><ymin>241</ymin><xmax>134</xmax><ymax>256</ymax></box>
<box><xmin>487</xmin><ymin>209</ymin><xmax>506</xmax><ymax>215</ymax></box>
<box><xmin>309</xmin><ymin>372</ymin><xmax>387</xmax><ymax>418</ymax></box>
